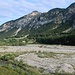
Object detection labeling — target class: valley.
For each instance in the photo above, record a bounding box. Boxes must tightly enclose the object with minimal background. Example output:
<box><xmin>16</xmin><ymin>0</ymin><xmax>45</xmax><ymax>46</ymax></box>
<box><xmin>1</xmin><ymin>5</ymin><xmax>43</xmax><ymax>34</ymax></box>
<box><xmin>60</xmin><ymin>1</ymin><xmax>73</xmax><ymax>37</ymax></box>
<box><xmin>0</xmin><ymin>2</ymin><xmax>75</xmax><ymax>75</ymax></box>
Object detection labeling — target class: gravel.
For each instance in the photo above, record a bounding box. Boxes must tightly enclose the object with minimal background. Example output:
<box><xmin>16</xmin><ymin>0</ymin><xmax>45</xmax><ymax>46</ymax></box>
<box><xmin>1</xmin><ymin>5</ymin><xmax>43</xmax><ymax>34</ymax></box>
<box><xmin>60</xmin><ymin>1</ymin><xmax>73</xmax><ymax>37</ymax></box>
<box><xmin>0</xmin><ymin>44</ymin><xmax>75</xmax><ymax>73</ymax></box>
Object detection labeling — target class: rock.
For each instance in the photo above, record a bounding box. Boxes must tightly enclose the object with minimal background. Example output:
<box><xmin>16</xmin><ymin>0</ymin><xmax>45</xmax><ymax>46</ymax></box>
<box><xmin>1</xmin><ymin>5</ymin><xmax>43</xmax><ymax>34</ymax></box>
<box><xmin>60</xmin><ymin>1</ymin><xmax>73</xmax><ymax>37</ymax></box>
<box><xmin>58</xmin><ymin>63</ymin><xmax>75</xmax><ymax>74</ymax></box>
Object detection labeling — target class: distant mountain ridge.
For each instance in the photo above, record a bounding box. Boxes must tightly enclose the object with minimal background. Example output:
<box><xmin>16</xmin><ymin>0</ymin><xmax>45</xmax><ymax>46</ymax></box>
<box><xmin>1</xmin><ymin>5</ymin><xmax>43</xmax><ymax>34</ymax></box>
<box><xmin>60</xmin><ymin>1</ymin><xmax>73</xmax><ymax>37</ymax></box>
<box><xmin>0</xmin><ymin>3</ymin><xmax>75</xmax><ymax>38</ymax></box>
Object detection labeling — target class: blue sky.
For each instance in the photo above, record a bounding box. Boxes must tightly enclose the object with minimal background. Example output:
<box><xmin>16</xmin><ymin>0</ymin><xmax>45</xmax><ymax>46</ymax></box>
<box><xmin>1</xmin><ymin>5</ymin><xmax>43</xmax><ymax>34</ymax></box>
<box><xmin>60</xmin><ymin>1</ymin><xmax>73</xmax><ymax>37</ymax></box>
<box><xmin>0</xmin><ymin>0</ymin><xmax>75</xmax><ymax>25</ymax></box>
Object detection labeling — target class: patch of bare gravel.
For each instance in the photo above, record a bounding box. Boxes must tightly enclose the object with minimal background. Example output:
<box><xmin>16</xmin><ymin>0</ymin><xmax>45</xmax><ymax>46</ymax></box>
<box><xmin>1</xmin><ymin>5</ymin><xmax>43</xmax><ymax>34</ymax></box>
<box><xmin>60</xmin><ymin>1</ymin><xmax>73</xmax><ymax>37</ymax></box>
<box><xmin>0</xmin><ymin>44</ymin><xmax>75</xmax><ymax>53</ymax></box>
<box><xmin>0</xmin><ymin>44</ymin><xmax>75</xmax><ymax>73</ymax></box>
<box><xmin>15</xmin><ymin>51</ymin><xmax>75</xmax><ymax>73</ymax></box>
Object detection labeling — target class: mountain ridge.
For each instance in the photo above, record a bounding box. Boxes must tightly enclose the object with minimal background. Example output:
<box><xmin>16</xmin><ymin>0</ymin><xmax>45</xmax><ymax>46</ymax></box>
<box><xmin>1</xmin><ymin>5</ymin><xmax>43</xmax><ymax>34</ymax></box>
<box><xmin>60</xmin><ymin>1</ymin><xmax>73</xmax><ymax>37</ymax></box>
<box><xmin>0</xmin><ymin>2</ymin><xmax>75</xmax><ymax>38</ymax></box>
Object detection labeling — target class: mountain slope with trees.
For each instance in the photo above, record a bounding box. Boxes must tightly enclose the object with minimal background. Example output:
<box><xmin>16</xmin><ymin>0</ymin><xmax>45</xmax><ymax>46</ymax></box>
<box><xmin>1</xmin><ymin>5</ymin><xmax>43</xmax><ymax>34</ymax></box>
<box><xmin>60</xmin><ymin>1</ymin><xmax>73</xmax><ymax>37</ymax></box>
<box><xmin>0</xmin><ymin>3</ymin><xmax>75</xmax><ymax>45</ymax></box>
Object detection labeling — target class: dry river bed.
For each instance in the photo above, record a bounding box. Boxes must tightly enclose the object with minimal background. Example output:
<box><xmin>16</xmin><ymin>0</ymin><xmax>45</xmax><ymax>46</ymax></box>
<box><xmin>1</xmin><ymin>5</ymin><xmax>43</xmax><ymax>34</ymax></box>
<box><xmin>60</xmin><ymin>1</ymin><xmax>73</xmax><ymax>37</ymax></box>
<box><xmin>0</xmin><ymin>44</ymin><xmax>75</xmax><ymax>73</ymax></box>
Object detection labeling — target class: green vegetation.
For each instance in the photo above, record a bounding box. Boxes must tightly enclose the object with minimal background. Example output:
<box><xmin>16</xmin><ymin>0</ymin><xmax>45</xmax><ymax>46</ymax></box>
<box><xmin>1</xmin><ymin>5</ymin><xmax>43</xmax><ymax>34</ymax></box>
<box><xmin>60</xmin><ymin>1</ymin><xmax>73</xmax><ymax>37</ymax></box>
<box><xmin>0</xmin><ymin>52</ymin><xmax>41</xmax><ymax>75</ymax></box>
<box><xmin>0</xmin><ymin>38</ymin><xmax>29</xmax><ymax>46</ymax></box>
<box><xmin>5</xmin><ymin>60</ymin><xmax>41</xmax><ymax>75</ymax></box>
<box><xmin>36</xmin><ymin>51</ymin><xmax>56</xmax><ymax>58</ymax></box>
<box><xmin>36</xmin><ymin>51</ymin><xmax>71</xmax><ymax>58</ymax></box>
<box><xmin>35</xmin><ymin>34</ymin><xmax>75</xmax><ymax>46</ymax></box>
<box><xmin>0</xmin><ymin>27</ymin><xmax>75</xmax><ymax>46</ymax></box>
<box><xmin>0</xmin><ymin>53</ymin><xmax>20</xmax><ymax>61</ymax></box>
<box><xmin>0</xmin><ymin>66</ymin><xmax>20</xmax><ymax>75</ymax></box>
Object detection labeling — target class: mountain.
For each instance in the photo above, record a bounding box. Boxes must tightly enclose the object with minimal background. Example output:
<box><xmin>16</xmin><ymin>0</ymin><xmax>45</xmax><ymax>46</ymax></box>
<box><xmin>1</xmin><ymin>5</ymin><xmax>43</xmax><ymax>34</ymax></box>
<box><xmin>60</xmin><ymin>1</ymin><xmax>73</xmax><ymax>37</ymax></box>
<box><xmin>0</xmin><ymin>3</ymin><xmax>75</xmax><ymax>39</ymax></box>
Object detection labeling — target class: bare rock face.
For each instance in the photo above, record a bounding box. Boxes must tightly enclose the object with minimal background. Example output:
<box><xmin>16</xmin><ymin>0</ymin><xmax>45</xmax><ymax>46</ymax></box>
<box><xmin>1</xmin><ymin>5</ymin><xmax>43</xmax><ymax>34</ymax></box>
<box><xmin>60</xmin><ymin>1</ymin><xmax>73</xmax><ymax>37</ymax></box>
<box><xmin>58</xmin><ymin>63</ymin><xmax>75</xmax><ymax>74</ymax></box>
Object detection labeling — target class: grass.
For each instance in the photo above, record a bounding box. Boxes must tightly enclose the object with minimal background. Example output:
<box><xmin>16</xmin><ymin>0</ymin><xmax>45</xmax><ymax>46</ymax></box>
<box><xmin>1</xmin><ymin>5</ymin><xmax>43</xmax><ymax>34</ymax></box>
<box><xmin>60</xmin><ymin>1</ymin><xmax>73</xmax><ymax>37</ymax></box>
<box><xmin>0</xmin><ymin>52</ymin><xmax>27</xmax><ymax>61</ymax></box>
<box><xmin>0</xmin><ymin>52</ymin><xmax>42</xmax><ymax>75</ymax></box>
<box><xmin>36</xmin><ymin>51</ymin><xmax>58</xmax><ymax>58</ymax></box>
<box><xmin>0</xmin><ymin>66</ymin><xmax>20</xmax><ymax>75</ymax></box>
<box><xmin>36</xmin><ymin>51</ymin><xmax>75</xmax><ymax>58</ymax></box>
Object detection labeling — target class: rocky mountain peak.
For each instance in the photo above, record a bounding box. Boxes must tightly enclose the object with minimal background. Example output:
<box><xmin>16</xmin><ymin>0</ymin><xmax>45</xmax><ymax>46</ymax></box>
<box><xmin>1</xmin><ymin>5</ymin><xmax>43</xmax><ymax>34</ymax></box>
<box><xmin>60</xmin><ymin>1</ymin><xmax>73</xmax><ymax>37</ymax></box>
<box><xmin>68</xmin><ymin>2</ymin><xmax>75</xmax><ymax>8</ymax></box>
<box><xmin>66</xmin><ymin>2</ymin><xmax>75</xmax><ymax>14</ymax></box>
<box><xmin>28</xmin><ymin>11</ymin><xmax>41</xmax><ymax>17</ymax></box>
<box><xmin>31</xmin><ymin>10</ymin><xmax>39</xmax><ymax>13</ymax></box>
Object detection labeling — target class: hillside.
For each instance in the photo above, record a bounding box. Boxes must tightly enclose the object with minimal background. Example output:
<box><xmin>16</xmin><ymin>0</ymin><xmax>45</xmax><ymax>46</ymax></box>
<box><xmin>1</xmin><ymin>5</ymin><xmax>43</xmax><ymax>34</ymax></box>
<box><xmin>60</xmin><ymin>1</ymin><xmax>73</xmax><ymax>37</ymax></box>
<box><xmin>0</xmin><ymin>3</ymin><xmax>75</xmax><ymax>45</ymax></box>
